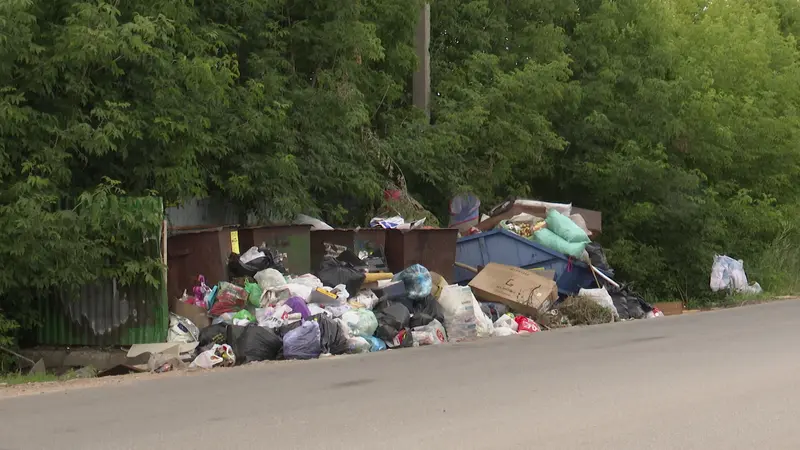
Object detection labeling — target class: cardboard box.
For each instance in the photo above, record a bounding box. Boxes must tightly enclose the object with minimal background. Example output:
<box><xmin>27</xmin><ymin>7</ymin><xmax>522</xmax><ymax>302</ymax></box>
<box><xmin>171</xmin><ymin>299</ymin><xmax>211</xmax><ymax>329</ymax></box>
<box><xmin>430</xmin><ymin>272</ymin><xmax>449</xmax><ymax>299</ymax></box>
<box><xmin>468</xmin><ymin>263</ymin><xmax>558</xmax><ymax>317</ymax></box>
<box><xmin>528</xmin><ymin>268</ymin><xmax>556</xmax><ymax>281</ymax></box>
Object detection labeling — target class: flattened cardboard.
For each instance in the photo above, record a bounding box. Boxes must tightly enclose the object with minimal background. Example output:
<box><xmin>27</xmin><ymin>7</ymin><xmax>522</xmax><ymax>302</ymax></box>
<box><xmin>469</xmin><ymin>263</ymin><xmax>558</xmax><ymax>316</ymax></box>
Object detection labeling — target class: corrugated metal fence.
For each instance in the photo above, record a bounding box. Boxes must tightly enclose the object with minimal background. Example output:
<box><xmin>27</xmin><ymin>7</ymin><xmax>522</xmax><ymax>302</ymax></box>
<box><xmin>35</xmin><ymin>197</ymin><xmax>168</xmax><ymax>346</ymax></box>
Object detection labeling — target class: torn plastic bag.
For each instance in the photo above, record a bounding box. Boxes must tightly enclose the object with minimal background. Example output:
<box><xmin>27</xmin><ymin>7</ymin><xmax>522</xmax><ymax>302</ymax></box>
<box><xmin>392</xmin><ymin>264</ymin><xmax>432</xmax><ymax>300</ymax></box>
<box><xmin>373</xmin><ymin>301</ymin><xmax>411</xmax><ymax>342</ymax></box>
<box><xmin>168</xmin><ymin>313</ymin><xmax>199</xmax><ymax>344</ymax></box>
<box><xmin>578</xmin><ymin>287</ymin><xmax>619</xmax><ymax>319</ymax></box>
<box><xmin>316</xmin><ymin>257</ymin><xmax>366</xmax><ymax>295</ymax></box>
<box><xmin>283</xmin><ymin>321</ymin><xmax>322</xmax><ymax>360</ymax></box>
<box><xmin>190</xmin><ymin>344</ymin><xmax>235</xmax><ymax>369</ymax></box>
<box><xmin>308</xmin><ymin>314</ymin><xmax>349</xmax><ymax>355</ymax></box>
<box><xmin>341</xmin><ymin>308</ymin><xmax>378</xmax><ymax>337</ymax></box>
<box><xmin>411</xmin><ymin>319</ymin><xmax>447</xmax><ymax>346</ymax></box>
<box><xmin>234</xmin><ymin>325</ymin><xmax>282</xmax><ymax>363</ymax></box>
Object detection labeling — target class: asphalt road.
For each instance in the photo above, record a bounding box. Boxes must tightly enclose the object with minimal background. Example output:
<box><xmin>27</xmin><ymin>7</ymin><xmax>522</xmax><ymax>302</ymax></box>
<box><xmin>2</xmin><ymin>301</ymin><xmax>800</xmax><ymax>449</ymax></box>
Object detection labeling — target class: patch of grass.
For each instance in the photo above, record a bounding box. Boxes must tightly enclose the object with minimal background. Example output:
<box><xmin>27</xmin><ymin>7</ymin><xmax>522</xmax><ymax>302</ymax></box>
<box><xmin>557</xmin><ymin>296</ymin><xmax>616</xmax><ymax>326</ymax></box>
<box><xmin>0</xmin><ymin>372</ymin><xmax>59</xmax><ymax>386</ymax></box>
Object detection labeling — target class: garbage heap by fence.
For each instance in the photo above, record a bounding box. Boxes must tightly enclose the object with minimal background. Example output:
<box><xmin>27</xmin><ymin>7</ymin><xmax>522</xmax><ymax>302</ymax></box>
<box><xmin>150</xmin><ymin>197</ymin><xmax>673</xmax><ymax>372</ymax></box>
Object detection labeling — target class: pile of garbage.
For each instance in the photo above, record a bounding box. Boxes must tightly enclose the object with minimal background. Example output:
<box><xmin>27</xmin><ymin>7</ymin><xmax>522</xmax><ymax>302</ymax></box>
<box><xmin>163</xmin><ymin>245</ymin><xmax>552</xmax><ymax>371</ymax></box>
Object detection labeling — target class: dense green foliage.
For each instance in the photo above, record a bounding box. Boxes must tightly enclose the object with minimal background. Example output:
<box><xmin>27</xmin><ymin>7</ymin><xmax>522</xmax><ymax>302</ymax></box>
<box><xmin>3</xmin><ymin>0</ymin><xmax>800</xmax><ymax>351</ymax></box>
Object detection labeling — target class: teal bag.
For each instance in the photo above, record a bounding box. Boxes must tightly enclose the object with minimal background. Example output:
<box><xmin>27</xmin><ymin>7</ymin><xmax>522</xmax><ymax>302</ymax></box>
<box><xmin>545</xmin><ymin>210</ymin><xmax>590</xmax><ymax>243</ymax></box>
<box><xmin>533</xmin><ymin>228</ymin><xmax>587</xmax><ymax>258</ymax></box>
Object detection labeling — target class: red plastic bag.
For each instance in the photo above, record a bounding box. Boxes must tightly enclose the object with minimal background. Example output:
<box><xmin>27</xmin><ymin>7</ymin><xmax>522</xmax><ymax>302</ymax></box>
<box><xmin>209</xmin><ymin>282</ymin><xmax>247</xmax><ymax>316</ymax></box>
<box><xmin>515</xmin><ymin>316</ymin><xmax>541</xmax><ymax>333</ymax></box>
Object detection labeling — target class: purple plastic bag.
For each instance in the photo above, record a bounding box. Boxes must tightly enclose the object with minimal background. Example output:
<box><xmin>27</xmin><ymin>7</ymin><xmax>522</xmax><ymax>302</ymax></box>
<box><xmin>285</xmin><ymin>296</ymin><xmax>311</xmax><ymax>319</ymax></box>
<box><xmin>283</xmin><ymin>321</ymin><xmax>322</xmax><ymax>360</ymax></box>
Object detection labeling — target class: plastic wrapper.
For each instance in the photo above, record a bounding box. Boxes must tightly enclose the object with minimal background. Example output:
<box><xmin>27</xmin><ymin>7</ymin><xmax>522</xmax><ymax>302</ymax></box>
<box><xmin>411</xmin><ymin>319</ymin><xmax>447</xmax><ymax>346</ymax></box>
<box><xmin>493</xmin><ymin>314</ymin><xmax>518</xmax><ymax>332</ymax></box>
<box><xmin>514</xmin><ymin>316</ymin><xmax>541</xmax><ymax>333</ymax></box>
<box><xmin>438</xmin><ymin>286</ymin><xmax>493</xmax><ymax>342</ymax></box>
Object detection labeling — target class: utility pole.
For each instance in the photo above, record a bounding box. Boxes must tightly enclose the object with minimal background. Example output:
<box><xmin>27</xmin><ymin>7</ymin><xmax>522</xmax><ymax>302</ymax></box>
<box><xmin>413</xmin><ymin>3</ymin><xmax>431</xmax><ymax>119</ymax></box>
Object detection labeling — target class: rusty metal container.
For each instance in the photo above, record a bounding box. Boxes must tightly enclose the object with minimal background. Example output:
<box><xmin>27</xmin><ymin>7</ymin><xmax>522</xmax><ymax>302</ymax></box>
<box><xmin>167</xmin><ymin>227</ymin><xmax>233</xmax><ymax>302</ymax></box>
<box><xmin>236</xmin><ymin>225</ymin><xmax>312</xmax><ymax>275</ymax></box>
<box><xmin>310</xmin><ymin>229</ymin><xmax>387</xmax><ymax>271</ymax></box>
<box><xmin>385</xmin><ymin>228</ymin><xmax>459</xmax><ymax>282</ymax></box>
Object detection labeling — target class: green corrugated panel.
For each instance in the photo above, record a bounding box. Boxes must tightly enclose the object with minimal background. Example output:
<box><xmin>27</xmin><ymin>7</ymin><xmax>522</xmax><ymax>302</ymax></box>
<box><xmin>34</xmin><ymin>197</ymin><xmax>168</xmax><ymax>347</ymax></box>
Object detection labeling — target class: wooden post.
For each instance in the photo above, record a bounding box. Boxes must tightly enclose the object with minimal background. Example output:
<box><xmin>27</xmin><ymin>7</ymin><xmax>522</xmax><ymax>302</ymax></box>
<box><xmin>413</xmin><ymin>3</ymin><xmax>431</xmax><ymax>119</ymax></box>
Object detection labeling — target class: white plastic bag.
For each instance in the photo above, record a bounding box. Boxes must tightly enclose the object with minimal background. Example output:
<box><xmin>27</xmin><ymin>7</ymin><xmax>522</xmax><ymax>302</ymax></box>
<box><xmin>411</xmin><ymin>319</ymin><xmax>448</xmax><ymax>346</ymax></box>
<box><xmin>494</xmin><ymin>314</ymin><xmax>519</xmax><ymax>332</ymax></box>
<box><xmin>493</xmin><ymin>327</ymin><xmax>517</xmax><ymax>337</ymax></box>
<box><xmin>710</xmin><ymin>255</ymin><xmax>762</xmax><ymax>294</ymax></box>
<box><xmin>438</xmin><ymin>286</ymin><xmax>493</xmax><ymax>342</ymax></box>
<box><xmin>578</xmin><ymin>287</ymin><xmax>619</xmax><ymax>319</ymax></box>
<box><xmin>352</xmin><ymin>290</ymin><xmax>379</xmax><ymax>309</ymax></box>
<box><xmin>190</xmin><ymin>344</ymin><xmax>235</xmax><ymax>369</ymax></box>
<box><xmin>168</xmin><ymin>313</ymin><xmax>200</xmax><ymax>343</ymax></box>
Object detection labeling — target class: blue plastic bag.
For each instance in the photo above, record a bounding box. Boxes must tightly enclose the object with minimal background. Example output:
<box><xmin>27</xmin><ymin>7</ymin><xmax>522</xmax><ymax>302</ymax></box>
<box><xmin>392</xmin><ymin>264</ymin><xmax>432</xmax><ymax>300</ymax></box>
<box><xmin>362</xmin><ymin>335</ymin><xmax>387</xmax><ymax>352</ymax></box>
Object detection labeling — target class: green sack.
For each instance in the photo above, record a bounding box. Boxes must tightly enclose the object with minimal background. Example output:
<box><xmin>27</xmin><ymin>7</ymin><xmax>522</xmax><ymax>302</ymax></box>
<box><xmin>533</xmin><ymin>228</ymin><xmax>587</xmax><ymax>258</ymax></box>
<box><xmin>545</xmin><ymin>209</ymin><xmax>590</xmax><ymax>244</ymax></box>
<box><xmin>233</xmin><ymin>309</ymin><xmax>255</xmax><ymax>322</ymax></box>
<box><xmin>244</xmin><ymin>282</ymin><xmax>262</xmax><ymax>307</ymax></box>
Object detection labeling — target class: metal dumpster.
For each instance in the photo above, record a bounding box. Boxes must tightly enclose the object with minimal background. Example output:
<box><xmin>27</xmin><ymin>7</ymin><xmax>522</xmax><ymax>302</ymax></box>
<box><xmin>385</xmin><ymin>228</ymin><xmax>459</xmax><ymax>282</ymax></box>
<box><xmin>236</xmin><ymin>225</ymin><xmax>312</xmax><ymax>275</ymax></box>
<box><xmin>167</xmin><ymin>227</ymin><xmax>234</xmax><ymax>302</ymax></box>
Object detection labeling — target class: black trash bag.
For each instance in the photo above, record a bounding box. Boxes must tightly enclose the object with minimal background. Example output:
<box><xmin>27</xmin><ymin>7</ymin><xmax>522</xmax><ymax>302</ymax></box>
<box><xmin>586</xmin><ymin>243</ymin><xmax>614</xmax><ymax>277</ymax></box>
<box><xmin>198</xmin><ymin>323</ymin><xmax>229</xmax><ymax>350</ymax></box>
<box><xmin>479</xmin><ymin>302</ymin><xmax>509</xmax><ymax>322</ymax></box>
<box><xmin>409</xmin><ymin>294</ymin><xmax>443</xmax><ymax>328</ymax></box>
<box><xmin>277</xmin><ymin>320</ymin><xmax>302</xmax><ymax>338</ymax></box>
<box><xmin>229</xmin><ymin>246</ymin><xmax>287</xmax><ymax>278</ymax></box>
<box><xmin>608</xmin><ymin>284</ymin><xmax>652</xmax><ymax>320</ymax></box>
<box><xmin>307</xmin><ymin>314</ymin><xmax>349</xmax><ymax>355</ymax></box>
<box><xmin>234</xmin><ymin>325</ymin><xmax>283</xmax><ymax>363</ymax></box>
<box><xmin>316</xmin><ymin>257</ymin><xmax>366</xmax><ymax>294</ymax></box>
<box><xmin>373</xmin><ymin>301</ymin><xmax>411</xmax><ymax>341</ymax></box>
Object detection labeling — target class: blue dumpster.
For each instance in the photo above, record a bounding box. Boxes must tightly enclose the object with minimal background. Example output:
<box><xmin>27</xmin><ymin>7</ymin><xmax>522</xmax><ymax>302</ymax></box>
<box><xmin>455</xmin><ymin>229</ymin><xmax>597</xmax><ymax>296</ymax></box>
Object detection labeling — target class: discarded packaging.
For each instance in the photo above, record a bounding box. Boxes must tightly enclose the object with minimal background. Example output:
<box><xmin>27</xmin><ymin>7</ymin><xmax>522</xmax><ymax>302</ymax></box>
<box><xmin>468</xmin><ymin>263</ymin><xmax>558</xmax><ymax>317</ymax></box>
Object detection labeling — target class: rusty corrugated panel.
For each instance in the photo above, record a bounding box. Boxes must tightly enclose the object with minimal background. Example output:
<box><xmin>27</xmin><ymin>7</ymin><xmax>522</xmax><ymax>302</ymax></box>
<box><xmin>35</xmin><ymin>196</ymin><xmax>168</xmax><ymax>346</ymax></box>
